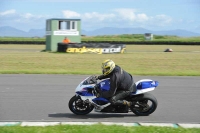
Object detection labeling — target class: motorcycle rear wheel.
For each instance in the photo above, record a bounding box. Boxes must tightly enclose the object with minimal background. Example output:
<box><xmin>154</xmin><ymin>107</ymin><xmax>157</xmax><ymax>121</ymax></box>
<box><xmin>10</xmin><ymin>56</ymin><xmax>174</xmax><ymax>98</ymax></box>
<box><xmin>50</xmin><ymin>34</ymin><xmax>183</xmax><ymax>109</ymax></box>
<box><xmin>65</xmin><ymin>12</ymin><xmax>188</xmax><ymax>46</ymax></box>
<box><xmin>68</xmin><ymin>95</ymin><xmax>94</xmax><ymax>115</ymax></box>
<box><xmin>130</xmin><ymin>93</ymin><xmax>157</xmax><ymax>116</ymax></box>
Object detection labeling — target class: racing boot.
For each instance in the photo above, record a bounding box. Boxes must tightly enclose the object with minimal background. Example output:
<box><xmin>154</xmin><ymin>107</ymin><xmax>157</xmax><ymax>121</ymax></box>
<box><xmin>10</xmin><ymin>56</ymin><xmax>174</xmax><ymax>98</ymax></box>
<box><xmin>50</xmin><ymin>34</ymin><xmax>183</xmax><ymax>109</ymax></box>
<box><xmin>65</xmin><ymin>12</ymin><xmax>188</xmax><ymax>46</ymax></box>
<box><xmin>123</xmin><ymin>100</ymin><xmax>132</xmax><ymax>107</ymax></box>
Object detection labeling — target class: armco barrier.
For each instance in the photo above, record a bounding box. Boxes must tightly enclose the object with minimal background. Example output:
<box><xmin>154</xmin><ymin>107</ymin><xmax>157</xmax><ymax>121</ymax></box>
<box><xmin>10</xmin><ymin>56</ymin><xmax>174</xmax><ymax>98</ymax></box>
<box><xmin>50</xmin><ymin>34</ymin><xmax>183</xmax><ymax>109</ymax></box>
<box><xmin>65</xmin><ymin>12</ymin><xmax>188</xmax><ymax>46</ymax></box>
<box><xmin>0</xmin><ymin>122</ymin><xmax>200</xmax><ymax>128</ymax></box>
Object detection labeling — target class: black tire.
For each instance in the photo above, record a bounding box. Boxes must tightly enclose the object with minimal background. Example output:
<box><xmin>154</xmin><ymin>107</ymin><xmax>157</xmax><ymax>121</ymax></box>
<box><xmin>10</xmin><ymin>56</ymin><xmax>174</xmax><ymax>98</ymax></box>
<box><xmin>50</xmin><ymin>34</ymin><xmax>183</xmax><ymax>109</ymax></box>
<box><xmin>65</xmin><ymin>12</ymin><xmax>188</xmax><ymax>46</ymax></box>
<box><xmin>130</xmin><ymin>93</ymin><xmax>157</xmax><ymax>116</ymax></box>
<box><xmin>68</xmin><ymin>95</ymin><xmax>94</xmax><ymax>115</ymax></box>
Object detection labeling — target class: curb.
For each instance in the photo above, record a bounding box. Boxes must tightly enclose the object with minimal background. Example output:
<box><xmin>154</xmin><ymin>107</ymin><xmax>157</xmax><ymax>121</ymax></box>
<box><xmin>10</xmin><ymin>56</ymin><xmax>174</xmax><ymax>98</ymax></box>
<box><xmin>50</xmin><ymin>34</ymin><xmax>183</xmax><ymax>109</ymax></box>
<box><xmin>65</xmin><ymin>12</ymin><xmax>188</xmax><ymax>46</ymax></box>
<box><xmin>0</xmin><ymin>122</ymin><xmax>200</xmax><ymax>128</ymax></box>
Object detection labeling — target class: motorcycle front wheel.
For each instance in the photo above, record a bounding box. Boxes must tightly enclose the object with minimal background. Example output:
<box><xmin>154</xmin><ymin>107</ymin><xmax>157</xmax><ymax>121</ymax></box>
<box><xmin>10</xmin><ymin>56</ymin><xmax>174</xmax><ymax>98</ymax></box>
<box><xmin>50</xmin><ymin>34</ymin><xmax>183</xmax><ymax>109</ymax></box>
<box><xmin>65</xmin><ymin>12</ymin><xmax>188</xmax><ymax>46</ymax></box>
<box><xmin>68</xmin><ymin>95</ymin><xmax>94</xmax><ymax>115</ymax></box>
<box><xmin>130</xmin><ymin>93</ymin><xmax>157</xmax><ymax>116</ymax></box>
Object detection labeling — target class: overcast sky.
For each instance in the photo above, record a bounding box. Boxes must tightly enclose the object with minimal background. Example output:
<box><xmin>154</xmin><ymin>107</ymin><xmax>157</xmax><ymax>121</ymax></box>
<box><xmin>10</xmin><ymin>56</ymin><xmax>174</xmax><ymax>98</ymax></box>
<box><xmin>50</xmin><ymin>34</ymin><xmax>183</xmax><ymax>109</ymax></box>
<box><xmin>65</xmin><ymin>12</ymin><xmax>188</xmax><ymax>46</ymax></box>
<box><xmin>0</xmin><ymin>0</ymin><xmax>200</xmax><ymax>32</ymax></box>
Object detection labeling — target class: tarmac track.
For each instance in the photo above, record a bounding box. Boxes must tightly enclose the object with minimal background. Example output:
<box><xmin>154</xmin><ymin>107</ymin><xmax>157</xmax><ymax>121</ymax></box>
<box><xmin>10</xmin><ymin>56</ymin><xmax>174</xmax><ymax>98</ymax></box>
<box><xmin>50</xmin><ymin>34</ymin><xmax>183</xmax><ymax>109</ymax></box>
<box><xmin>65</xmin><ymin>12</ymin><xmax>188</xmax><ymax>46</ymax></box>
<box><xmin>0</xmin><ymin>74</ymin><xmax>200</xmax><ymax>123</ymax></box>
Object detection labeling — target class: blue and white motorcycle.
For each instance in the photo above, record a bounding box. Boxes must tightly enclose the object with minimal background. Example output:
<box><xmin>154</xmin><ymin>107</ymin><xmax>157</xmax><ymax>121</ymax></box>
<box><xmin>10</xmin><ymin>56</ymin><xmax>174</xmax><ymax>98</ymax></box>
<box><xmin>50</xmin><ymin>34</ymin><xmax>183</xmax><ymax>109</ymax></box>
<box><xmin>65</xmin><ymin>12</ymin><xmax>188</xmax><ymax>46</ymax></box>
<box><xmin>68</xmin><ymin>76</ymin><xmax>159</xmax><ymax>116</ymax></box>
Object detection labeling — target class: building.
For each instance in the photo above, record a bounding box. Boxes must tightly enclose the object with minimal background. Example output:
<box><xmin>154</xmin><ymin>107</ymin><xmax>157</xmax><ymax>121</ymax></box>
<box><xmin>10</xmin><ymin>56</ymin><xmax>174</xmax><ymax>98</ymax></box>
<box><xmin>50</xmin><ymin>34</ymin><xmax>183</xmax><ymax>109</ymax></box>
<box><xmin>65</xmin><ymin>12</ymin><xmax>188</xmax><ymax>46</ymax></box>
<box><xmin>45</xmin><ymin>18</ymin><xmax>81</xmax><ymax>51</ymax></box>
<box><xmin>144</xmin><ymin>33</ymin><xmax>153</xmax><ymax>40</ymax></box>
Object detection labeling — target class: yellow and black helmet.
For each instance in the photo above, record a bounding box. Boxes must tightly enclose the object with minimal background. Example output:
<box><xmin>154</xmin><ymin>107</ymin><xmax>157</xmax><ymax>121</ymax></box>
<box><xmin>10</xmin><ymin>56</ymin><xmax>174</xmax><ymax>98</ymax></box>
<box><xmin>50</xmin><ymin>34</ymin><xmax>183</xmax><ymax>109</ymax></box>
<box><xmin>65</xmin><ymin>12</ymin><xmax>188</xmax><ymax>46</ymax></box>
<box><xmin>102</xmin><ymin>59</ymin><xmax>115</xmax><ymax>75</ymax></box>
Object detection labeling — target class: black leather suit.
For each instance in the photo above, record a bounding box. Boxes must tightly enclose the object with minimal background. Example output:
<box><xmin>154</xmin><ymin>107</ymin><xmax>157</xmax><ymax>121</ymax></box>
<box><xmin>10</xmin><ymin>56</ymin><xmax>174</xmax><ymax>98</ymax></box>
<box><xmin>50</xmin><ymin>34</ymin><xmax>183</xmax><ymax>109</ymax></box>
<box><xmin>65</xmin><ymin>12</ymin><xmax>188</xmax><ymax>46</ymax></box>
<box><xmin>98</xmin><ymin>65</ymin><xmax>136</xmax><ymax>105</ymax></box>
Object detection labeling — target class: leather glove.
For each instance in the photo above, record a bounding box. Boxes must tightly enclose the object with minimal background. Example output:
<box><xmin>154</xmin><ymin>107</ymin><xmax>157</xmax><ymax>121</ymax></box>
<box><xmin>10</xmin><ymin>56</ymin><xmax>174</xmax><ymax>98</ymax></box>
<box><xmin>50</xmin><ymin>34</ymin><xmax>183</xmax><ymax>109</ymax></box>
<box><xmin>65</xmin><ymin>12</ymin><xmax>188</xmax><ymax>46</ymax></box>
<box><xmin>89</xmin><ymin>75</ymin><xmax>97</xmax><ymax>84</ymax></box>
<box><xmin>94</xmin><ymin>75</ymin><xmax>99</xmax><ymax>80</ymax></box>
<box><xmin>96</xmin><ymin>92</ymin><xmax>100</xmax><ymax>98</ymax></box>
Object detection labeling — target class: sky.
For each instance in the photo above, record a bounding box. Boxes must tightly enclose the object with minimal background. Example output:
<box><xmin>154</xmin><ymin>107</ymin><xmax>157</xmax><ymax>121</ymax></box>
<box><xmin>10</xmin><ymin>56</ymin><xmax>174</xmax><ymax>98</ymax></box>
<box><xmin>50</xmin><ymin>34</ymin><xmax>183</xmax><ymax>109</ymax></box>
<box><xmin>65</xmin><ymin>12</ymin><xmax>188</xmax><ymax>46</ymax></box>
<box><xmin>0</xmin><ymin>0</ymin><xmax>200</xmax><ymax>33</ymax></box>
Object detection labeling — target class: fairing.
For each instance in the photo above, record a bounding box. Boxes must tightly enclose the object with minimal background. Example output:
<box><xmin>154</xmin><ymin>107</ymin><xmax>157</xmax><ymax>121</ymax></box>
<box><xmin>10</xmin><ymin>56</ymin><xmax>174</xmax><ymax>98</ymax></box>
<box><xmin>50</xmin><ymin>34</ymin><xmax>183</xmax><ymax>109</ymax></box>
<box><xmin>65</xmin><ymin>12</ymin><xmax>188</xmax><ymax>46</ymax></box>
<box><xmin>75</xmin><ymin>77</ymin><xmax>159</xmax><ymax>104</ymax></box>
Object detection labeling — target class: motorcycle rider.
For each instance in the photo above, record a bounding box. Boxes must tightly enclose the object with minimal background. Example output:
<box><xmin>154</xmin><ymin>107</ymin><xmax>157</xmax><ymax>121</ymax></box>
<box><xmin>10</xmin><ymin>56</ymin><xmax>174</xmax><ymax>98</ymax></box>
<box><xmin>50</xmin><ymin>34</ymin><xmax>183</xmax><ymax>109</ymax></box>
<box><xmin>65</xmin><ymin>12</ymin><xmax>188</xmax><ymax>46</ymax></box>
<box><xmin>96</xmin><ymin>59</ymin><xmax>136</xmax><ymax>108</ymax></box>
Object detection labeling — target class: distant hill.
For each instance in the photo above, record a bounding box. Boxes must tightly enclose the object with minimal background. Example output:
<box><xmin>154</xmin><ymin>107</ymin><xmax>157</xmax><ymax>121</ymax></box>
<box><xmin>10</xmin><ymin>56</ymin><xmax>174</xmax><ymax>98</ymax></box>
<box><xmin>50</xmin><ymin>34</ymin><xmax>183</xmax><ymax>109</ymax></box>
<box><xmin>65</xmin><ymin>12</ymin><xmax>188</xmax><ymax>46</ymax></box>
<box><xmin>0</xmin><ymin>26</ymin><xmax>29</xmax><ymax>37</ymax></box>
<box><xmin>28</xmin><ymin>29</ymin><xmax>45</xmax><ymax>37</ymax></box>
<box><xmin>0</xmin><ymin>26</ymin><xmax>200</xmax><ymax>37</ymax></box>
<box><xmin>0</xmin><ymin>26</ymin><xmax>45</xmax><ymax>37</ymax></box>
<box><xmin>82</xmin><ymin>27</ymin><xmax>200</xmax><ymax>37</ymax></box>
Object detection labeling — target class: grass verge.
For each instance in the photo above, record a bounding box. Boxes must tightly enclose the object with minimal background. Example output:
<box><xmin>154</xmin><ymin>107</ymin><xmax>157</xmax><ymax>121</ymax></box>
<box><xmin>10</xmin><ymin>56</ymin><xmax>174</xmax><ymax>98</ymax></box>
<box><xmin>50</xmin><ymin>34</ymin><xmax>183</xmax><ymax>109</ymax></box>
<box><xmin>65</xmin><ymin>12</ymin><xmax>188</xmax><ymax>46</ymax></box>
<box><xmin>1</xmin><ymin>35</ymin><xmax>200</xmax><ymax>42</ymax></box>
<box><xmin>0</xmin><ymin>45</ymin><xmax>200</xmax><ymax>76</ymax></box>
<box><xmin>0</xmin><ymin>124</ymin><xmax>200</xmax><ymax>133</ymax></box>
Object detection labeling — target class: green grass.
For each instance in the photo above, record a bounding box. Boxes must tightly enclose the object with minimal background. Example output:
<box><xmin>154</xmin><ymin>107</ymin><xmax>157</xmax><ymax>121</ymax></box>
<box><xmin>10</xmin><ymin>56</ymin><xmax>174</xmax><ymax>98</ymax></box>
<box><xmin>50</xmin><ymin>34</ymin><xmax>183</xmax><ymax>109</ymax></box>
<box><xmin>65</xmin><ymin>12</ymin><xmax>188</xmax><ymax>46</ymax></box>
<box><xmin>0</xmin><ymin>45</ymin><xmax>200</xmax><ymax>76</ymax></box>
<box><xmin>0</xmin><ymin>125</ymin><xmax>200</xmax><ymax>133</ymax></box>
<box><xmin>82</xmin><ymin>35</ymin><xmax>200</xmax><ymax>42</ymax></box>
<box><xmin>0</xmin><ymin>37</ymin><xmax>45</xmax><ymax>41</ymax></box>
<box><xmin>1</xmin><ymin>35</ymin><xmax>200</xmax><ymax>42</ymax></box>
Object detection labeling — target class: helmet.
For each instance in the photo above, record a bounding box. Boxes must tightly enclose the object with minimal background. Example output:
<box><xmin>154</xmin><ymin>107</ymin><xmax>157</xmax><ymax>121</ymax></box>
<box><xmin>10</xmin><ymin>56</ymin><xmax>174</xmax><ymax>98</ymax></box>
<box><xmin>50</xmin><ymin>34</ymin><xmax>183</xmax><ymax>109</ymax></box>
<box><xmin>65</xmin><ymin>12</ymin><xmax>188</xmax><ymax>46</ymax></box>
<box><xmin>102</xmin><ymin>59</ymin><xmax>115</xmax><ymax>75</ymax></box>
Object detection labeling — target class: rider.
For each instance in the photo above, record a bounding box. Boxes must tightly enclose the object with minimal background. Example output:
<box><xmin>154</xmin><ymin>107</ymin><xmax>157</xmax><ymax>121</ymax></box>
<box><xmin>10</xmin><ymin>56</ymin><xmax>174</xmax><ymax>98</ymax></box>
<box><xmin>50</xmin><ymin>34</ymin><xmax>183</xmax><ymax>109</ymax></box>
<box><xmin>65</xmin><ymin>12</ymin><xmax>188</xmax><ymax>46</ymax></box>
<box><xmin>96</xmin><ymin>59</ymin><xmax>136</xmax><ymax>107</ymax></box>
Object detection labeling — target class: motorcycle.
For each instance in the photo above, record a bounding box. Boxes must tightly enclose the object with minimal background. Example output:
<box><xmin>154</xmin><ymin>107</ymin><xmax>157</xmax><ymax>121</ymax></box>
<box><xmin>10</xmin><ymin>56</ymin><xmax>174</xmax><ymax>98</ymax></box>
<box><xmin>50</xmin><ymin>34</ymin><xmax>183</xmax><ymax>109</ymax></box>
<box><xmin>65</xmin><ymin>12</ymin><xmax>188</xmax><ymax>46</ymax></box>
<box><xmin>68</xmin><ymin>76</ymin><xmax>159</xmax><ymax>116</ymax></box>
